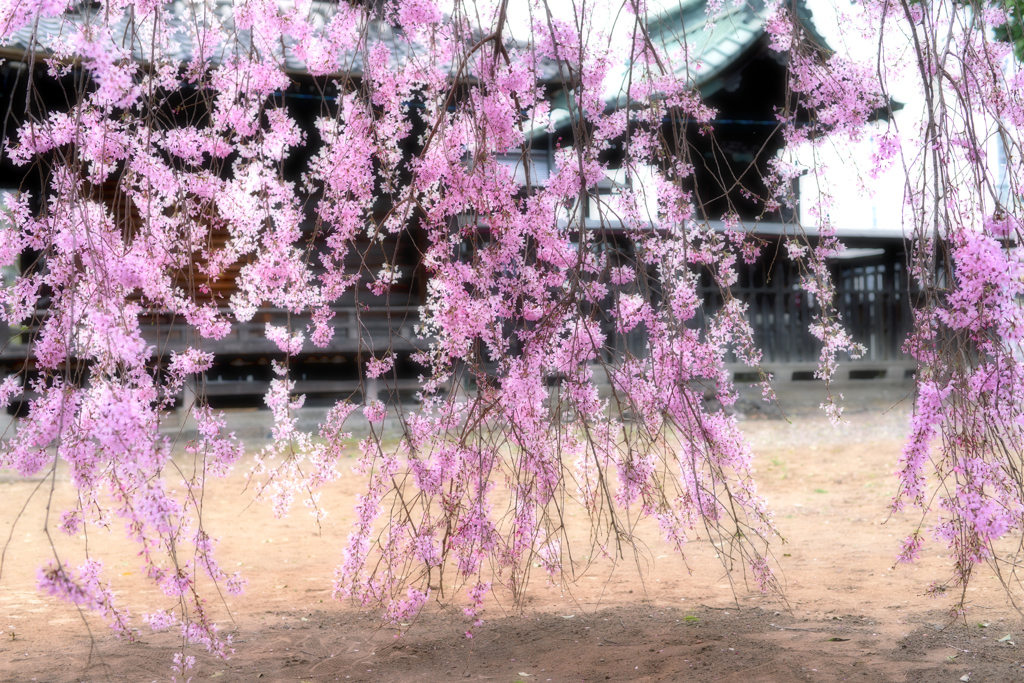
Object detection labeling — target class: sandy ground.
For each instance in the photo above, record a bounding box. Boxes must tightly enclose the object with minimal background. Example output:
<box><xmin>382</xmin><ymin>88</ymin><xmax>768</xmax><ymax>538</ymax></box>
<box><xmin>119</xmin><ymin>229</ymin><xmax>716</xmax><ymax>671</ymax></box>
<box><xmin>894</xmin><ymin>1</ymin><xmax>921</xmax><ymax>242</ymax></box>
<box><xmin>3</xmin><ymin>397</ymin><xmax>1024</xmax><ymax>682</ymax></box>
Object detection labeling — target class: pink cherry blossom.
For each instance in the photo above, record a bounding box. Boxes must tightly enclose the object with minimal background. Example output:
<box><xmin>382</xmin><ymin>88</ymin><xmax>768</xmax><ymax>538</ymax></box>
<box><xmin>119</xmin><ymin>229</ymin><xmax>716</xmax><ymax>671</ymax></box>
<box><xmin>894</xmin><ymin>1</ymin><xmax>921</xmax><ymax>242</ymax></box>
<box><xmin>0</xmin><ymin>0</ymin><xmax>1021</xmax><ymax>665</ymax></box>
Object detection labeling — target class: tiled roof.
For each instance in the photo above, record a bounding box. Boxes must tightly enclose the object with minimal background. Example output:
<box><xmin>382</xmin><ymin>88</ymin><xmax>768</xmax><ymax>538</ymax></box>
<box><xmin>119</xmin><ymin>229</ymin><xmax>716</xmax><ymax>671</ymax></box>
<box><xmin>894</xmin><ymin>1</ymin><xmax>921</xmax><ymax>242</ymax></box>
<box><xmin>0</xmin><ymin>1</ymin><xmax>822</xmax><ymax>133</ymax></box>
<box><xmin>0</xmin><ymin>1</ymin><xmax>572</xmax><ymax>81</ymax></box>
<box><xmin>529</xmin><ymin>0</ymin><xmax>826</xmax><ymax>139</ymax></box>
<box><xmin>0</xmin><ymin>1</ymin><xmax>415</xmax><ymax>74</ymax></box>
<box><xmin>646</xmin><ymin>0</ymin><xmax>768</xmax><ymax>95</ymax></box>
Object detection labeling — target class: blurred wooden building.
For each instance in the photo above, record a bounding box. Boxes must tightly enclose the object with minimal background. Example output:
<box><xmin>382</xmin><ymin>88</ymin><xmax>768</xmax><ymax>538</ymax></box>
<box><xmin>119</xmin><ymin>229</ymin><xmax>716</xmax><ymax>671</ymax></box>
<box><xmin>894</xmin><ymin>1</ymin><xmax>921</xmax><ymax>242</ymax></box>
<box><xmin>0</xmin><ymin>0</ymin><xmax>914</xmax><ymax>416</ymax></box>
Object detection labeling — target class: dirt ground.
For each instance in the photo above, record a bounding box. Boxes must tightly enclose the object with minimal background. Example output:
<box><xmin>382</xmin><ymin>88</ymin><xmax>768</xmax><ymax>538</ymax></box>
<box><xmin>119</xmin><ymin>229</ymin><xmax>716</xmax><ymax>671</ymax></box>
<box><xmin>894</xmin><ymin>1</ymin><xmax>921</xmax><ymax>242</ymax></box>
<box><xmin>4</xmin><ymin>397</ymin><xmax>1024</xmax><ymax>682</ymax></box>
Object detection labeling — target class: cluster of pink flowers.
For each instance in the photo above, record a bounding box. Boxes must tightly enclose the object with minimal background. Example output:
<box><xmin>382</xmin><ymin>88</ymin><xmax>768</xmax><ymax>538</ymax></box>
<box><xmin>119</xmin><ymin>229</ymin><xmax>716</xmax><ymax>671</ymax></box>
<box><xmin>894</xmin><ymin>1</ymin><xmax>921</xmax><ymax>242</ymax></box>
<box><xmin>858</xmin><ymin>0</ymin><xmax>1024</xmax><ymax>610</ymax></box>
<box><xmin>37</xmin><ymin>559</ymin><xmax>130</xmax><ymax>637</ymax></box>
<box><xmin>0</xmin><ymin>0</ymin><xmax>807</xmax><ymax>649</ymax></box>
<box><xmin>2</xmin><ymin>0</ymin><xmax>1020</xmax><ymax>664</ymax></box>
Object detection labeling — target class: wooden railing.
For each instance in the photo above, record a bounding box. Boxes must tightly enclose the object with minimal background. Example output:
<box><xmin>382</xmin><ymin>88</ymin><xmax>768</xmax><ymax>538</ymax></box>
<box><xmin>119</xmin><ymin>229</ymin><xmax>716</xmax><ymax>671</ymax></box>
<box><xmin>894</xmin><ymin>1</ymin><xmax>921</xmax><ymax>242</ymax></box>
<box><xmin>0</xmin><ymin>305</ymin><xmax>426</xmax><ymax>361</ymax></box>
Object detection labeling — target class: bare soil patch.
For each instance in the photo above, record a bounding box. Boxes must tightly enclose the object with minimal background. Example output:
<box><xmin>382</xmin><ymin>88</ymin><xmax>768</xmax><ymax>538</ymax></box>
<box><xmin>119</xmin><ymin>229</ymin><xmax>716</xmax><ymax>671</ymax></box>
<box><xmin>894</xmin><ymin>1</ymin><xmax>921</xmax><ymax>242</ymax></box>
<box><xmin>3</xmin><ymin>402</ymin><xmax>1024</xmax><ymax>682</ymax></box>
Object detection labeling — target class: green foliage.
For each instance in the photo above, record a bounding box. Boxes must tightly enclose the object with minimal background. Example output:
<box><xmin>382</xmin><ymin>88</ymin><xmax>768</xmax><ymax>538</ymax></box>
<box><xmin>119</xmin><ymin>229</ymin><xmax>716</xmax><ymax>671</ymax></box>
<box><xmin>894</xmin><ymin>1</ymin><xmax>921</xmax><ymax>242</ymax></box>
<box><xmin>993</xmin><ymin>0</ymin><xmax>1024</xmax><ymax>60</ymax></box>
